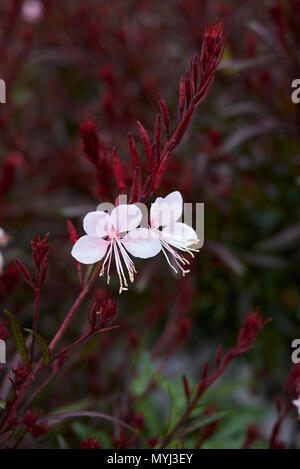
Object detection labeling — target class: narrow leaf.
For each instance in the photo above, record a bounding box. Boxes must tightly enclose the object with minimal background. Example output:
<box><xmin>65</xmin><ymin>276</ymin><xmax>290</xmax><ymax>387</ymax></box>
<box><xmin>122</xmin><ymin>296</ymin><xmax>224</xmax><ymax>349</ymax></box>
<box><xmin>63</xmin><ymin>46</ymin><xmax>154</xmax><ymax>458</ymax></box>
<box><xmin>158</xmin><ymin>93</ymin><xmax>170</xmax><ymax>139</ymax></box>
<box><xmin>112</xmin><ymin>147</ymin><xmax>125</xmax><ymax>194</ymax></box>
<box><xmin>4</xmin><ymin>309</ymin><xmax>29</xmax><ymax>367</ymax></box>
<box><xmin>154</xmin><ymin>113</ymin><xmax>162</xmax><ymax>153</ymax></box>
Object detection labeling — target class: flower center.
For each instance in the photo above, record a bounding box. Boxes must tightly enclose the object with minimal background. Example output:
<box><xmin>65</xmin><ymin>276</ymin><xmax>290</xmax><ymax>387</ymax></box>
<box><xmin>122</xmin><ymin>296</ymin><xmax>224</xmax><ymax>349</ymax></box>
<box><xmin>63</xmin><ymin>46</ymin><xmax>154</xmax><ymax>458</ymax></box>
<box><xmin>100</xmin><ymin>232</ymin><xmax>136</xmax><ymax>294</ymax></box>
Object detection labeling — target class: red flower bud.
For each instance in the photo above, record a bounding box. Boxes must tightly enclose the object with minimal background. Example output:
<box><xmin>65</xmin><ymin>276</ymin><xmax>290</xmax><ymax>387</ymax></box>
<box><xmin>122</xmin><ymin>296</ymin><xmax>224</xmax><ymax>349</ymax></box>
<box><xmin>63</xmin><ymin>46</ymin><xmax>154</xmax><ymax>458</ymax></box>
<box><xmin>23</xmin><ymin>409</ymin><xmax>48</xmax><ymax>438</ymax></box>
<box><xmin>182</xmin><ymin>374</ymin><xmax>190</xmax><ymax>399</ymax></box>
<box><xmin>80</xmin><ymin>437</ymin><xmax>101</xmax><ymax>449</ymax></box>
<box><xmin>148</xmin><ymin>437</ymin><xmax>159</xmax><ymax>448</ymax></box>
<box><xmin>31</xmin><ymin>233</ymin><xmax>50</xmax><ymax>285</ymax></box>
<box><xmin>79</xmin><ymin>121</ymin><xmax>99</xmax><ymax>166</ymax></box>
<box><xmin>237</xmin><ymin>311</ymin><xmax>271</xmax><ymax>353</ymax></box>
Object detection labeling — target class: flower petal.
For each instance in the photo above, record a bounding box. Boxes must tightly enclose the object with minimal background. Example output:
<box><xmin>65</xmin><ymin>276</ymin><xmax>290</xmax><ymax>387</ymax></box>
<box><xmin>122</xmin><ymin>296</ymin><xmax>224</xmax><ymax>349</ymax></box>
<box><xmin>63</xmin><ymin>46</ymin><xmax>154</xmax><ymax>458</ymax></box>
<box><xmin>122</xmin><ymin>228</ymin><xmax>161</xmax><ymax>259</ymax></box>
<box><xmin>111</xmin><ymin>204</ymin><xmax>142</xmax><ymax>233</ymax></box>
<box><xmin>83</xmin><ymin>211</ymin><xmax>111</xmax><ymax>238</ymax></box>
<box><xmin>150</xmin><ymin>191</ymin><xmax>183</xmax><ymax>228</ymax></box>
<box><xmin>71</xmin><ymin>236</ymin><xmax>109</xmax><ymax>264</ymax></box>
<box><xmin>162</xmin><ymin>222</ymin><xmax>198</xmax><ymax>248</ymax></box>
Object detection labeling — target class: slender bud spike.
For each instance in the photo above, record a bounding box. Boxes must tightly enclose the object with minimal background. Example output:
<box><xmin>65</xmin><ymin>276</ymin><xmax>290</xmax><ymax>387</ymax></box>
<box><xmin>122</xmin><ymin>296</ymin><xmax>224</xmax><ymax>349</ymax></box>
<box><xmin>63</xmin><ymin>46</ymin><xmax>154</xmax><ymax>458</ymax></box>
<box><xmin>152</xmin><ymin>151</ymin><xmax>170</xmax><ymax>190</ymax></box>
<box><xmin>15</xmin><ymin>259</ymin><xmax>33</xmax><ymax>287</ymax></box>
<box><xmin>179</xmin><ymin>75</ymin><xmax>185</xmax><ymax>117</ymax></box>
<box><xmin>158</xmin><ymin>93</ymin><xmax>170</xmax><ymax>140</ymax></box>
<box><xmin>112</xmin><ymin>147</ymin><xmax>125</xmax><ymax>194</ymax></box>
<box><xmin>128</xmin><ymin>132</ymin><xmax>140</xmax><ymax>169</ymax></box>
<box><xmin>67</xmin><ymin>220</ymin><xmax>78</xmax><ymax>245</ymax></box>
<box><xmin>185</xmin><ymin>71</ymin><xmax>191</xmax><ymax>108</ymax></box>
<box><xmin>137</xmin><ymin>121</ymin><xmax>152</xmax><ymax>172</ymax></box>
<box><xmin>154</xmin><ymin>113</ymin><xmax>162</xmax><ymax>154</ymax></box>
<box><xmin>130</xmin><ymin>167</ymin><xmax>142</xmax><ymax>203</ymax></box>
<box><xmin>201</xmin><ymin>361</ymin><xmax>209</xmax><ymax>382</ymax></box>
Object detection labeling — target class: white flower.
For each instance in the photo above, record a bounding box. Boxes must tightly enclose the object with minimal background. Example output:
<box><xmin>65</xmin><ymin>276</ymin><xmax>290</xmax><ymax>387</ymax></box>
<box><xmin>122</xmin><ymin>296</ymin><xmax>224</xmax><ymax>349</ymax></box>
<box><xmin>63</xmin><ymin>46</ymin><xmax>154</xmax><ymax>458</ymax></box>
<box><xmin>126</xmin><ymin>191</ymin><xmax>199</xmax><ymax>276</ymax></box>
<box><xmin>22</xmin><ymin>0</ymin><xmax>43</xmax><ymax>23</ymax></box>
<box><xmin>293</xmin><ymin>397</ymin><xmax>300</xmax><ymax>416</ymax></box>
<box><xmin>71</xmin><ymin>193</ymin><xmax>200</xmax><ymax>292</ymax></box>
<box><xmin>0</xmin><ymin>227</ymin><xmax>8</xmax><ymax>274</ymax></box>
<box><xmin>71</xmin><ymin>204</ymin><xmax>151</xmax><ymax>293</ymax></box>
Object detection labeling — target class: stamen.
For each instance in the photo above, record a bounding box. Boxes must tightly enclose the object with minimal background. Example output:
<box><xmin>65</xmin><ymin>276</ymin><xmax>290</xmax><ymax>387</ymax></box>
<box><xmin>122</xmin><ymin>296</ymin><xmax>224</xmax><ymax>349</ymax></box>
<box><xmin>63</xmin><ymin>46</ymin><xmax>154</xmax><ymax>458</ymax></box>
<box><xmin>113</xmin><ymin>241</ymin><xmax>128</xmax><ymax>290</ymax></box>
<box><xmin>159</xmin><ymin>234</ymin><xmax>191</xmax><ymax>276</ymax></box>
<box><xmin>95</xmin><ymin>228</ymin><xmax>139</xmax><ymax>293</ymax></box>
<box><xmin>116</xmin><ymin>238</ymin><xmax>136</xmax><ymax>283</ymax></box>
<box><xmin>99</xmin><ymin>242</ymin><xmax>113</xmax><ymax>284</ymax></box>
<box><xmin>161</xmin><ymin>245</ymin><xmax>178</xmax><ymax>273</ymax></box>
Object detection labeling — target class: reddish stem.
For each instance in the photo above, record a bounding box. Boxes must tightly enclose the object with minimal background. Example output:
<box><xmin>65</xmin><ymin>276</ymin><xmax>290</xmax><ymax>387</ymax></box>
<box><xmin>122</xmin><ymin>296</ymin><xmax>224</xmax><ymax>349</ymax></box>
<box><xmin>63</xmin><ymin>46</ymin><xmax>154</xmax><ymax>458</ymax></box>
<box><xmin>49</xmin><ymin>262</ymin><xmax>101</xmax><ymax>353</ymax></box>
<box><xmin>30</xmin><ymin>287</ymin><xmax>41</xmax><ymax>363</ymax></box>
<box><xmin>269</xmin><ymin>402</ymin><xmax>292</xmax><ymax>448</ymax></box>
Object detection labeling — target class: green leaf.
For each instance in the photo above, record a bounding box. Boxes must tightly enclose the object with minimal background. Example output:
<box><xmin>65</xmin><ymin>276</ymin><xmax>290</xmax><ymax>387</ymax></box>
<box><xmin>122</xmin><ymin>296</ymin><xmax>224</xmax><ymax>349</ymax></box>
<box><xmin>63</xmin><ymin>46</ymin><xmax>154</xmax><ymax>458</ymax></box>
<box><xmin>134</xmin><ymin>396</ymin><xmax>164</xmax><ymax>434</ymax></box>
<box><xmin>158</xmin><ymin>378</ymin><xmax>187</xmax><ymax>433</ymax></box>
<box><xmin>131</xmin><ymin>351</ymin><xmax>156</xmax><ymax>396</ymax></box>
<box><xmin>177</xmin><ymin>410</ymin><xmax>230</xmax><ymax>438</ymax></box>
<box><xmin>4</xmin><ymin>309</ymin><xmax>29</xmax><ymax>367</ymax></box>
<box><xmin>24</xmin><ymin>329</ymin><xmax>50</xmax><ymax>367</ymax></box>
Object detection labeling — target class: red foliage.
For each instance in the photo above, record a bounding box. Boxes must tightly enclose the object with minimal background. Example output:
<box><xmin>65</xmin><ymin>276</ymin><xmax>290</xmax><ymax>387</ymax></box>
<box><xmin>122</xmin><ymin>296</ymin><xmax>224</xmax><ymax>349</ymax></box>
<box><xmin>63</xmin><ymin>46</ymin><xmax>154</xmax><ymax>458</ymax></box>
<box><xmin>11</xmin><ymin>363</ymin><xmax>30</xmax><ymax>392</ymax></box>
<box><xmin>80</xmin><ymin>437</ymin><xmax>101</xmax><ymax>449</ymax></box>
<box><xmin>23</xmin><ymin>409</ymin><xmax>48</xmax><ymax>439</ymax></box>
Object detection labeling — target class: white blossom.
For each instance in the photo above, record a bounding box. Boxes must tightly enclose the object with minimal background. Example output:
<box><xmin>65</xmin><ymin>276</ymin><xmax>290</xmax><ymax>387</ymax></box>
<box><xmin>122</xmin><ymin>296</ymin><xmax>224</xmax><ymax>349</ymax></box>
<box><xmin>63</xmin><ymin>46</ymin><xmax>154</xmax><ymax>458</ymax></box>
<box><xmin>125</xmin><ymin>191</ymin><xmax>199</xmax><ymax>276</ymax></box>
<box><xmin>72</xmin><ymin>204</ymin><xmax>150</xmax><ymax>293</ymax></box>
<box><xmin>293</xmin><ymin>397</ymin><xmax>300</xmax><ymax>416</ymax></box>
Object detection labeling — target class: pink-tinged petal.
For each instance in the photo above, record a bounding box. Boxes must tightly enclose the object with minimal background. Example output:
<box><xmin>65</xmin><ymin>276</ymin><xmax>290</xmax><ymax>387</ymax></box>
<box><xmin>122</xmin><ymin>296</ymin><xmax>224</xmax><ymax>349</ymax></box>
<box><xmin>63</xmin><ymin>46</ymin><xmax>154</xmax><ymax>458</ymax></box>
<box><xmin>83</xmin><ymin>211</ymin><xmax>111</xmax><ymax>238</ymax></box>
<box><xmin>111</xmin><ymin>204</ymin><xmax>142</xmax><ymax>233</ymax></box>
<box><xmin>162</xmin><ymin>222</ymin><xmax>198</xmax><ymax>248</ymax></box>
<box><xmin>150</xmin><ymin>197</ymin><xmax>164</xmax><ymax>228</ymax></box>
<box><xmin>71</xmin><ymin>236</ymin><xmax>109</xmax><ymax>264</ymax></box>
<box><xmin>122</xmin><ymin>228</ymin><xmax>161</xmax><ymax>259</ymax></box>
<box><xmin>95</xmin><ymin>213</ymin><xmax>112</xmax><ymax>238</ymax></box>
<box><xmin>150</xmin><ymin>191</ymin><xmax>183</xmax><ymax>228</ymax></box>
